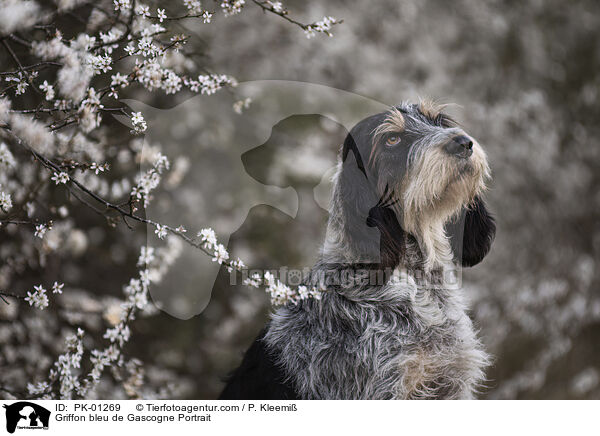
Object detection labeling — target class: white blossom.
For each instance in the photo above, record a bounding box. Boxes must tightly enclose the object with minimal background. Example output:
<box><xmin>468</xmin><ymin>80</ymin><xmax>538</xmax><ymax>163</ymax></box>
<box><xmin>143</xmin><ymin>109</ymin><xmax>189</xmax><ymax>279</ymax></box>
<box><xmin>212</xmin><ymin>243</ymin><xmax>229</xmax><ymax>264</ymax></box>
<box><xmin>162</xmin><ymin>70</ymin><xmax>182</xmax><ymax>94</ymax></box>
<box><xmin>15</xmin><ymin>81</ymin><xmax>28</xmax><ymax>95</ymax></box>
<box><xmin>57</xmin><ymin>61</ymin><xmax>93</xmax><ymax>102</ymax></box>
<box><xmin>131</xmin><ymin>289</ymin><xmax>148</xmax><ymax>309</ymax></box>
<box><xmin>263</xmin><ymin>271</ymin><xmax>274</xmax><ymax>285</ymax></box>
<box><xmin>131</xmin><ymin>172</ymin><xmax>159</xmax><ymax>207</ymax></box>
<box><xmin>52</xmin><ymin>281</ymin><xmax>65</xmax><ymax>294</ymax></box>
<box><xmin>202</xmin><ymin>11</ymin><xmax>213</xmax><ymax>23</ymax></box>
<box><xmin>6</xmin><ymin>71</ymin><xmax>37</xmax><ymax>92</ymax></box>
<box><xmin>183</xmin><ymin>0</ymin><xmax>203</xmax><ymax>14</ymax></box>
<box><xmin>124</xmin><ymin>278</ymin><xmax>142</xmax><ymax>296</ymax></box>
<box><xmin>264</xmin><ymin>275</ymin><xmax>294</xmax><ymax>306</ymax></box>
<box><xmin>71</xmin><ymin>33</ymin><xmax>96</xmax><ymax>52</ymax></box>
<box><xmin>243</xmin><ymin>272</ymin><xmax>262</xmax><ymax>288</ymax></box>
<box><xmin>87</xmin><ymin>54</ymin><xmax>112</xmax><ymax>74</ymax></box>
<box><xmin>34</xmin><ymin>223</ymin><xmax>51</xmax><ymax>238</ymax></box>
<box><xmin>25</xmin><ymin>285</ymin><xmax>49</xmax><ymax>309</ymax></box>
<box><xmin>154</xmin><ymin>153</ymin><xmax>170</xmax><ymax>172</ymax></box>
<box><xmin>10</xmin><ymin>113</ymin><xmax>55</xmax><ymax>154</ymax></box>
<box><xmin>136</xmin><ymin>60</ymin><xmax>185</xmax><ymax>92</ymax></box>
<box><xmin>305</xmin><ymin>16</ymin><xmax>339</xmax><ymax>38</ymax></box>
<box><xmin>0</xmin><ymin>142</ymin><xmax>15</xmax><ymax>167</ymax></box>
<box><xmin>25</xmin><ymin>202</ymin><xmax>35</xmax><ymax>217</ymax></box>
<box><xmin>241</xmin><ymin>271</ymin><xmax>322</xmax><ymax>305</ymax></box>
<box><xmin>110</xmin><ymin>72</ymin><xmax>129</xmax><ymax>88</ymax></box>
<box><xmin>113</xmin><ymin>0</ymin><xmax>131</xmax><ymax>12</ymax></box>
<box><xmin>221</xmin><ymin>0</ymin><xmax>245</xmax><ymax>16</ymax></box>
<box><xmin>130</xmin><ymin>153</ymin><xmax>170</xmax><ymax>207</ymax></box>
<box><xmin>135</xmin><ymin>4</ymin><xmax>150</xmax><ymax>17</ymax></box>
<box><xmin>99</xmin><ymin>29</ymin><xmax>123</xmax><ymax>54</ymax></box>
<box><xmin>297</xmin><ymin>285</ymin><xmax>309</xmax><ymax>299</ymax></box>
<box><xmin>90</xmin><ymin>162</ymin><xmax>109</xmax><ymax>174</ymax></box>
<box><xmin>32</xmin><ymin>36</ymin><xmax>70</xmax><ymax>60</ymax></box>
<box><xmin>78</xmin><ymin>88</ymin><xmax>104</xmax><ymax>133</ymax></box>
<box><xmin>52</xmin><ymin>328</ymin><xmax>85</xmax><ymax>398</ymax></box>
<box><xmin>231</xmin><ymin>257</ymin><xmax>246</xmax><ymax>270</ymax></box>
<box><xmin>51</xmin><ymin>171</ymin><xmax>70</xmax><ymax>184</ymax></box>
<box><xmin>33</xmin><ymin>36</ymin><xmax>94</xmax><ymax>102</ymax></box>
<box><xmin>186</xmin><ymin>73</ymin><xmax>235</xmax><ymax>95</ymax></box>
<box><xmin>198</xmin><ymin>227</ymin><xmax>217</xmax><ymax>249</ymax></box>
<box><xmin>0</xmin><ymin>0</ymin><xmax>41</xmax><ymax>34</ymax></box>
<box><xmin>0</xmin><ymin>97</ymin><xmax>10</xmax><ymax>123</ymax></box>
<box><xmin>157</xmin><ymin>8</ymin><xmax>167</xmax><ymax>22</ymax></box>
<box><xmin>139</xmin><ymin>270</ymin><xmax>152</xmax><ymax>288</ymax></box>
<box><xmin>0</xmin><ymin>191</ymin><xmax>12</xmax><ymax>212</ymax></box>
<box><xmin>233</xmin><ymin>97</ymin><xmax>252</xmax><ymax>114</ymax></box>
<box><xmin>39</xmin><ymin>80</ymin><xmax>55</xmax><ymax>100</ymax></box>
<box><xmin>124</xmin><ymin>43</ymin><xmax>136</xmax><ymax>56</ymax></box>
<box><xmin>310</xmin><ymin>287</ymin><xmax>322</xmax><ymax>300</ymax></box>
<box><xmin>103</xmin><ymin>323</ymin><xmax>131</xmax><ymax>346</ymax></box>
<box><xmin>154</xmin><ymin>224</ymin><xmax>167</xmax><ymax>239</ymax></box>
<box><xmin>268</xmin><ymin>1</ymin><xmax>283</xmax><ymax>12</ymax></box>
<box><xmin>131</xmin><ymin>111</ymin><xmax>147</xmax><ymax>133</ymax></box>
<box><xmin>27</xmin><ymin>381</ymin><xmax>50</xmax><ymax>396</ymax></box>
<box><xmin>137</xmin><ymin>246</ymin><xmax>155</xmax><ymax>265</ymax></box>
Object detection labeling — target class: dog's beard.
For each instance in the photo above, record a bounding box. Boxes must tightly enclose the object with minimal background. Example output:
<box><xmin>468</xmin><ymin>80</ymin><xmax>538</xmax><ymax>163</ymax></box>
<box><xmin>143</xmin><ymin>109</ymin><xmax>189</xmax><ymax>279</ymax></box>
<box><xmin>381</xmin><ymin>143</ymin><xmax>489</xmax><ymax>271</ymax></box>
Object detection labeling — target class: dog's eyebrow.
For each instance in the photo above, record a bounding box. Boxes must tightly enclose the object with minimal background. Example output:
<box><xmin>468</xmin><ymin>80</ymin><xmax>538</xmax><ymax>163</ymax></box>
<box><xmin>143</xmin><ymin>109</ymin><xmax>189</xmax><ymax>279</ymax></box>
<box><xmin>418</xmin><ymin>99</ymin><xmax>448</xmax><ymax>120</ymax></box>
<box><xmin>373</xmin><ymin>107</ymin><xmax>405</xmax><ymax>138</ymax></box>
<box><xmin>369</xmin><ymin>107</ymin><xmax>405</xmax><ymax>165</ymax></box>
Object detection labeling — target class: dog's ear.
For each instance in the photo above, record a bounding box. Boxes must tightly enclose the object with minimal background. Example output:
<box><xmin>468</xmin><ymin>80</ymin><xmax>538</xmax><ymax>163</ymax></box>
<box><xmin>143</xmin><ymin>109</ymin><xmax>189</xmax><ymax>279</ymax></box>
<box><xmin>337</xmin><ymin>131</ymin><xmax>385</xmax><ymax>263</ymax></box>
<box><xmin>461</xmin><ymin>196</ymin><xmax>496</xmax><ymax>267</ymax></box>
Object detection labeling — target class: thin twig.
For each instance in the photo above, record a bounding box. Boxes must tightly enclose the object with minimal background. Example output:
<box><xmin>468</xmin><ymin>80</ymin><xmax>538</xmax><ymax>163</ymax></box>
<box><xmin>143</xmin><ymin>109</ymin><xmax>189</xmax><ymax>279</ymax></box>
<box><xmin>0</xmin><ymin>62</ymin><xmax>62</xmax><ymax>76</ymax></box>
<box><xmin>0</xmin><ymin>291</ymin><xmax>24</xmax><ymax>304</ymax></box>
<box><xmin>251</xmin><ymin>0</ymin><xmax>307</xmax><ymax>28</ymax></box>
<box><xmin>0</xmin><ymin>220</ymin><xmax>36</xmax><ymax>226</ymax></box>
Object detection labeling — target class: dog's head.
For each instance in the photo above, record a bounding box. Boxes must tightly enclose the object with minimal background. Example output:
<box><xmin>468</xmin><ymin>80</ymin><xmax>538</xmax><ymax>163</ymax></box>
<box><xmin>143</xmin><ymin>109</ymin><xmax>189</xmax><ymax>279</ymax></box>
<box><xmin>335</xmin><ymin>101</ymin><xmax>495</xmax><ymax>271</ymax></box>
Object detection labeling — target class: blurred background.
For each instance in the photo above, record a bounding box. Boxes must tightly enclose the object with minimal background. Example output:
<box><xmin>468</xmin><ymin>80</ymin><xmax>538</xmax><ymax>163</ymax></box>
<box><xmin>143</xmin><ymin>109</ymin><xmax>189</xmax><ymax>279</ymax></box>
<box><xmin>1</xmin><ymin>0</ymin><xmax>599</xmax><ymax>399</ymax></box>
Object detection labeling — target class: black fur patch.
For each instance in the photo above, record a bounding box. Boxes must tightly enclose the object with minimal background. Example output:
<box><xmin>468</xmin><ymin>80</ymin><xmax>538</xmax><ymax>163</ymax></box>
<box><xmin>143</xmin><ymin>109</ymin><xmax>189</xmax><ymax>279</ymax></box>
<box><xmin>366</xmin><ymin>187</ymin><xmax>405</xmax><ymax>270</ymax></box>
<box><xmin>461</xmin><ymin>196</ymin><xmax>496</xmax><ymax>267</ymax></box>
<box><xmin>219</xmin><ymin>328</ymin><xmax>298</xmax><ymax>400</ymax></box>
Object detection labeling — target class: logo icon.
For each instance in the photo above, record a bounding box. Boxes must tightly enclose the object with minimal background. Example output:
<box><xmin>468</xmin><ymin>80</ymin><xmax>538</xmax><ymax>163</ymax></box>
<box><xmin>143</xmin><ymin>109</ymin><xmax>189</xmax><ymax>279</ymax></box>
<box><xmin>3</xmin><ymin>402</ymin><xmax>50</xmax><ymax>433</ymax></box>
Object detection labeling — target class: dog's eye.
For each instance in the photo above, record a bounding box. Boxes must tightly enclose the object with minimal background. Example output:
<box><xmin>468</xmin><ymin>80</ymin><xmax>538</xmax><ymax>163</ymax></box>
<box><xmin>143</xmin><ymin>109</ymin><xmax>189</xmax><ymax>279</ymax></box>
<box><xmin>385</xmin><ymin>135</ymin><xmax>401</xmax><ymax>146</ymax></box>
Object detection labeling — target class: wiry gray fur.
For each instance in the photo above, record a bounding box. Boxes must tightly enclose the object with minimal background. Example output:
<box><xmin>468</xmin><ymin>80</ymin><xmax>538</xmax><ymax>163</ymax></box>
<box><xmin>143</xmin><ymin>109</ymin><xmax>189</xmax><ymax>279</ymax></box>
<box><xmin>264</xmin><ymin>102</ymin><xmax>491</xmax><ymax>399</ymax></box>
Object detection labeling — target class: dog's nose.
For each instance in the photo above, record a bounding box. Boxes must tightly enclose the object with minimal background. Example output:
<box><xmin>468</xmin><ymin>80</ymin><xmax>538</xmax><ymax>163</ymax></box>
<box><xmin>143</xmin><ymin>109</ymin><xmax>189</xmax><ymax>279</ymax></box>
<box><xmin>445</xmin><ymin>135</ymin><xmax>473</xmax><ymax>158</ymax></box>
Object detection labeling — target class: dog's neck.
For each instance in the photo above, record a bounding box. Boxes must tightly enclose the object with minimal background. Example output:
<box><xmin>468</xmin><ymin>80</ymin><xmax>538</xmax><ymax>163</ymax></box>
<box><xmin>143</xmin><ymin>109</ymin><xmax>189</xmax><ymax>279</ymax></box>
<box><xmin>321</xmin><ymin>179</ymin><xmax>457</xmax><ymax>289</ymax></box>
<box><xmin>407</xmin><ymin>214</ymin><xmax>455</xmax><ymax>273</ymax></box>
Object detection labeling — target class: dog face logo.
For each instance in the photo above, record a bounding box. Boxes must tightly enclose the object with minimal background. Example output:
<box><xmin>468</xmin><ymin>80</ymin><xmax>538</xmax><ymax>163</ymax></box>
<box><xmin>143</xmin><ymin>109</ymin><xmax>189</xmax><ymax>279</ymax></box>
<box><xmin>3</xmin><ymin>402</ymin><xmax>50</xmax><ymax>433</ymax></box>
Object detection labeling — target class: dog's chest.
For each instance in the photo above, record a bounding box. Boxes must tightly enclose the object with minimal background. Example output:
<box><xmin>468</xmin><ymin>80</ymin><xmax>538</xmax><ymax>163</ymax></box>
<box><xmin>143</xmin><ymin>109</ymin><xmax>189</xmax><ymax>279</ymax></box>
<box><xmin>267</xmin><ymin>286</ymin><xmax>487</xmax><ymax>400</ymax></box>
<box><xmin>362</xmin><ymin>289</ymin><xmax>483</xmax><ymax>399</ymax></box>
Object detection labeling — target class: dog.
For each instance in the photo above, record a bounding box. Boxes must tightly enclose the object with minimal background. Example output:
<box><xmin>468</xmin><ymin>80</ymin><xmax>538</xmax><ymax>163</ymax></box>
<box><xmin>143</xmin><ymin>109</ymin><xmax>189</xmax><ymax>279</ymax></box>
<box><xmin>220</xmin><ymin>101</ymin><xmax>496</xmax><ymax>399</ymax></box>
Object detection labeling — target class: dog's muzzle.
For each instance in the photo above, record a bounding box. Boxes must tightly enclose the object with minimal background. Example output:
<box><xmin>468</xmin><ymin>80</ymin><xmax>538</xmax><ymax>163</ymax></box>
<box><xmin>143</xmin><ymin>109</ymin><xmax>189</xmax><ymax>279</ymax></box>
<box><xmin>444</xmin><ymin>135</ymin><xmax>473</xmax><ymax>159</ymax></box>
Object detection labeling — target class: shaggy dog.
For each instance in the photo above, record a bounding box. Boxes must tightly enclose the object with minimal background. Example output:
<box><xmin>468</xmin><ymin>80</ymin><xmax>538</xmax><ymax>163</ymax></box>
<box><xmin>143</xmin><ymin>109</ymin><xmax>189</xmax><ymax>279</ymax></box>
<box><xmin>220</xmin><ymin>101</ymin><xmax>496</xmax><ymax>400</ymax></box>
